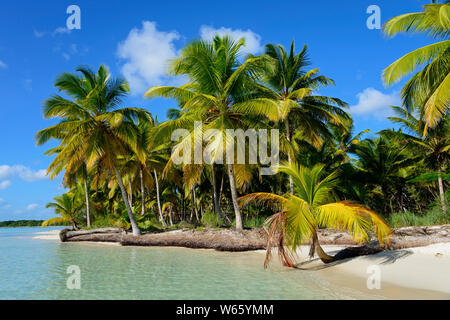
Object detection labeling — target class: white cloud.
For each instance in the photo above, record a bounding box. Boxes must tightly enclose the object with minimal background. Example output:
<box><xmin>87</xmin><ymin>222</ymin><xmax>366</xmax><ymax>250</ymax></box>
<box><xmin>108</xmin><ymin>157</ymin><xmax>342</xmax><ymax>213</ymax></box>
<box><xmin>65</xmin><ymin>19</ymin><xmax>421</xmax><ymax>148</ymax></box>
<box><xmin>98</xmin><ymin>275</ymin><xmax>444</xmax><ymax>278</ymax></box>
<box><xmin>349</xmin><ymin>88</ymin><xmax>400</xmax><ymax>119</ymax></box>
<box><xmin>0</xmin><ymin>180</ymin><xmax>11</xmax><ymax>190</ymax></box>
<box><xmin>0</xmin><ymin>60</ymin><xmax>7</xmax><ymax>69</ymax></box>
<box><xmin>199</xmin><ymin>25</ymin><xmax>263</xmax><ymax>54</ymax></box>
<box><xmin>0</xmin><ymin>165</ymin><xmax>48</xmax><ymax>183</ymax></box>
<box><xmin>26</xmin><ymin>204</ymin><xmax>39</xmax><ymax>211</ymax></box>
<box><xmin>117</xmin><ymin>21</ymin><xmax>180</xmax><ymax>94</ymax></box>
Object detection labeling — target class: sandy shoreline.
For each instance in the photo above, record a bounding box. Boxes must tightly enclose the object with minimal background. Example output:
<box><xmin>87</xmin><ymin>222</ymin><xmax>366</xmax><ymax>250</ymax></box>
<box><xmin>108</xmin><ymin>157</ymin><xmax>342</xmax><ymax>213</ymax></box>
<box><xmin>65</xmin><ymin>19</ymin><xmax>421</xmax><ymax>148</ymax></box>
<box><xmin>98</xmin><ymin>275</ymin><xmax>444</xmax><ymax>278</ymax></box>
<box><xmin>33</xmin><ymin>229</ymin><xmax>450</xmax><ymax>299</ymax></box>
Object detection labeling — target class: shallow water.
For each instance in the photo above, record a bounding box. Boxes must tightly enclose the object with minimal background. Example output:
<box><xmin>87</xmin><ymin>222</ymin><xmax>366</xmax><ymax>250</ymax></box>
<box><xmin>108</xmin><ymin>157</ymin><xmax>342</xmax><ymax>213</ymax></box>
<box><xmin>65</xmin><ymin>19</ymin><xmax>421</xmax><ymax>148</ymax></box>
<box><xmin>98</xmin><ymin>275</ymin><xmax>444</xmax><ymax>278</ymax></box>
<box><xmin>0</xmin><ymin>227</ymin><xmax>370</xmax><ymax>300</ymax></box>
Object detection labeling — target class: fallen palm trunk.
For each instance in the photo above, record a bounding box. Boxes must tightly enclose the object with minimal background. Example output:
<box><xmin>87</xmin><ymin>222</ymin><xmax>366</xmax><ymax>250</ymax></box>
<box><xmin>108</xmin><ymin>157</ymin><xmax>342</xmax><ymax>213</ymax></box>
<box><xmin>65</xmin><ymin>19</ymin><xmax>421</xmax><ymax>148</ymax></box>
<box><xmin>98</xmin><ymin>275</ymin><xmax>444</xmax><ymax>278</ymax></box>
<box><xmin>59</xmin><ymin>228</ymin><xmax>122</xmax><ymax>242</ymax></box>
<box><xmin>121</xmin><ymin>229</ymin><xmax>267</xmax><ymax>251</ymax></box>
<box><xmin>58</xmin><ymin>225</ymin><xmax>449</xmax><ymax>253</ymax></box>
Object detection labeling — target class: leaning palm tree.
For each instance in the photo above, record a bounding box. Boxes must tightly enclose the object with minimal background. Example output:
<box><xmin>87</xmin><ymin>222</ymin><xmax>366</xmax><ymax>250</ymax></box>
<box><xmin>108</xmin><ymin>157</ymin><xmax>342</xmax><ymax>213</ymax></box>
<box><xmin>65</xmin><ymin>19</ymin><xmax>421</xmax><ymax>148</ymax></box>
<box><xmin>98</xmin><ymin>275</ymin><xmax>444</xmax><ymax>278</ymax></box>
<box><xmin>145</xmin><ymin>36</ymin><xmax>266</xmax><ymax>231</ymax></box>
<box><xmin>42</xmin><ymin>193</ymin><xmax>82</xmax><ymax>230</ymax></box>
<box><xmin>239</xmin><ymin>163</ymin><xmax>392</xmax><ymax>267</ymax></box>
<box><xmin>235</xmin><ymin>41</ymin><xmax>349</xmax><ymax>193</ymax></box>
<box><xmin>36</xmin><ymin>65</ymin><xmax>150</xmax><ymax>236</ymax></box>
<box><xmin>382</xmin><ymin>1</ymin><xmax>450</xmax><ymax>134</ymax></box>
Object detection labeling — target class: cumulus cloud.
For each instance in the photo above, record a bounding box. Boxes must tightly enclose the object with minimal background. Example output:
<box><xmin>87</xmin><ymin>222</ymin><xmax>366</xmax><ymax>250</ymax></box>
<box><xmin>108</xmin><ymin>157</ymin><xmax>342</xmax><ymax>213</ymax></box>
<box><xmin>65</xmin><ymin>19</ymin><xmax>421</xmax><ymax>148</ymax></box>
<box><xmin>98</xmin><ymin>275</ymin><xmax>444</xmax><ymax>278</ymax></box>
<box><xmin>199</xmin><ymin>26</ymin><xmax>263</xmax><ymax>54</ymax></box>
<box><xmin>0</xmin><ymin>165</ymin><xmax>48</xmax><ymax>183</ymax></box>
<box><xmin>0</xmin><ymin>180</ymin><xmax>11</xmax><ymax>190</ymax></box>
<box><xmin>349</xmin><ymin>88</ymin><xmax>400</xmax><ymax>119</ymax></box>
<box><xmin>0</xmin><ymin>60</ymin><xmax>7</xmax><ymax>69</ymax></box>
<box><xmin>117</xmin><ymin>21</ymin><xmax>180</xmax><ymax>94</ymax></box>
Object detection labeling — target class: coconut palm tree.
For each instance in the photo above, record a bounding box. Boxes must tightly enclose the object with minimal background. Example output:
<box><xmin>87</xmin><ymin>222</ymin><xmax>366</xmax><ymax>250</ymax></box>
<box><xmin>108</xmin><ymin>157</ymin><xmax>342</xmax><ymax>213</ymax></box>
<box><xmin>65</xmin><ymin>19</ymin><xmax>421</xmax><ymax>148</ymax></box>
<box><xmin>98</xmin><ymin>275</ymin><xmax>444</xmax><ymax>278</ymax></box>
<box><xmin>42</xmin><ymin>193</ymin><xmax>83</xmax><ymax>230</ymax></box>
<box><xmin>235</xmin><ymin>41</ymin><xmax>349</xmax><ymax>193</ymax></box>
<box><xmin>386</xmin><ymin>105</ymin><xmax>449</xmax><ymax>212</ymax></box>
<box><xmin>352</xmin><ymin>136</ymin><xmax>418</xmax><ymax>214</ymax></box>
<box><xmin>239</xmin><ymin>163</ymin><xmax>392</xmax><ymax>267</ymax></box>
<box><xmin>145</xmin><ymin>36</ymin><xmax>267</xmax><ymax>231</ymax></box>
<box><xmin>36</xmin><ymin>65</ymin><xmax>150</xmax><ymax>236</ymax></box>
<box><xmin>382</xmin><ymin>2</ymin><xmax>450</xmax><ymax>133</ymax></box>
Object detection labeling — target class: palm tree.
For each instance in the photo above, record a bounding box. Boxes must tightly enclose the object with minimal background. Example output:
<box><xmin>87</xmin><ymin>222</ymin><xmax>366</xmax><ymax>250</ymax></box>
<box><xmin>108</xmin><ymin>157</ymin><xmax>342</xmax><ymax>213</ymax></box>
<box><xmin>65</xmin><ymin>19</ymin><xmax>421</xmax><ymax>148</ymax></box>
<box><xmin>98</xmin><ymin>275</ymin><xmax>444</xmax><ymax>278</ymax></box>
<box><xmin>145</xmin><ymin>36</ymin><xmax>266</xmax><ymax>231</ymax></box>
<box><xmin>236</xmin><ymin>41</ymin><xmax>349</xmax><ymax>193</ymax></box>
<box><xmin>387</xmin><ymin>105</ymin><xmax>449</xmax><ymax>212</ymax></box>
<box><xmin>352</xmin><ymin>136</ymin><xmax>418</xmax><ymax>214</ymax></box>
<box><xmin>36</xmin><ymin>65</ymin><xmax>150</xmax><ymax>236</ymax></box>
<box><xmin>42</xmin><ymin>193</ymin><xmax>82</xmax><ymax>230</ymax></box>
<box><xmin>382</xmin><ymin>2</ymin><xmax>450</xmax><ymax>133</ymax></box>
<box><xmin>239</xmin><ymin>163</ymin><xmax>392</xmax><ymax>267</ymax></box>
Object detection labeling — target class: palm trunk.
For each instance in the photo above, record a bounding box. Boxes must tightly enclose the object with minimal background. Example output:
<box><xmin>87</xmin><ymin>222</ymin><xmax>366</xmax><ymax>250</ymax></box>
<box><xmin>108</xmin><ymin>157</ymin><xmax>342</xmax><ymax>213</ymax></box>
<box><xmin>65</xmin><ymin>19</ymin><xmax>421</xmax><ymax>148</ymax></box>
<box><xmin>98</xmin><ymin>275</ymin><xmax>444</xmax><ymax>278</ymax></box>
<box><xmin>192</xmin><ymin>189</ymin><xmax>199</xmax><ymax>222</ymax></box>
<box><xmin>169</xmin><ymin>207</ymin><xmax>173</xmax><ymax>226</ymax></box>
<box><xmin>227</xmin><ymin>164</ymin><xmax>243</xmax><ymax>231</ymax></box>
<box><xmin>113</xmin><ymin>164</ymin><xmax>141</xmax><ymax>236</ymax></box>
<box><xmin>140</xmin><ymin>167</ymin><xmax>146</xmax><ymax>216</ymax></box>
<box><xmin>83</xmin><ymin>178</ymin><xmax>91</xmax><ymax>228</ymax></box>
<box><xmin>211</xmin><ymin>164</ymin><xmax>222</xmax><ymax>218</ymax></box>
<box><xmin>311</xmin><ymin>230</ymin><xmax>335</xmax><ymax>264</ymax></box>
<box><xmin>437</xmin><ymin>168</ymin><xmax>447</xmax><ymax>213</ymax></box>
<box><xmin>154</xmin><ymin>169</ymin><xmax>166</xmax><ymax>227</ymax></box>
<box><xmin>285</xmin><ymin>118</ymin><xmax>294</xmax><ymax>194</ymax></box>
<box><xmin>128</xmin><ymin>183</ymin><xmax>133</xmax><ymax>207</ymax></box>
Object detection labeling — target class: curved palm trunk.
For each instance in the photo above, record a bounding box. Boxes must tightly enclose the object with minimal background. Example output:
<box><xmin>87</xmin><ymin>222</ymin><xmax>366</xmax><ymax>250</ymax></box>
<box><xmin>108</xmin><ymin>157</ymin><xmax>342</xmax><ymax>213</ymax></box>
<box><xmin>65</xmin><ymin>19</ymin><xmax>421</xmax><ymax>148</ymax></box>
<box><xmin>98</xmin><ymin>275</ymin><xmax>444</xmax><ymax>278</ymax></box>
<box><xmin>154</xmin><ymin>169</ymin><xmax>166</xmax><ymax>227</ymax></box>
<box><xmin>83</xmin><ymin>179</ymin><xmax>91</xmax><ymax>228</ymax></box>
<box><xmin>227</xmin><ymin>164</ymin><xmax>243</xmax><ymax>231</ymax></box>
<box><xmin>285</xmin><ymin>118</ymin><xmax>295</xmax><ymax>194</ymax></box>
<box><xmin>437</xmin><ymin>168</ymin><xmax>447</xmax><ymax>213</ymax></box>
<box><xmin>311</xmin><ymin>230</ymin><xmax>336</xmax><ymax>264</ymax></box>
<box><xmin>140</xmin><ymin>167</ymin><xmax>146</xmax><ymax>216</ymax></box>
<box><xmin>211</xmin><ymin>164</ymin><xmax>222</xmax><ymax>218</ymax></box>
<box><xmin>113</xmin><ymin>164</ymin><xmax>141</xmax><ymax>236</ymax></box>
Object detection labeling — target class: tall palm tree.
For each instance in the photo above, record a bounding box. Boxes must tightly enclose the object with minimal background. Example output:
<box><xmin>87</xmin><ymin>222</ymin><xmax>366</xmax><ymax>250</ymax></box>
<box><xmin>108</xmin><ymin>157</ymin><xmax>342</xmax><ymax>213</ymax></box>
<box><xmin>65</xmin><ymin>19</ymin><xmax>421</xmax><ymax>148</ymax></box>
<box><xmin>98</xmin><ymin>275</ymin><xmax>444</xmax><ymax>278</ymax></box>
<box><xmin>145</xmin><ymin>36</ymin><xmax>266</xmax><ymax>231</ymax></box>
<box><xmin>239</xmin><ymin>163</ymin><xmax>391</xmax><ymax>267</ymax></box>
<box><xmin>42</xmin><ymin>193</ymin><xmax>82</xmax><ymax>230</ymax></box>
<box><xmin>236</xmin><ymin>41</ymin><xmax>349</xmax><ymax>193</ymax></box>
<box><xmin>36</xmin><ymin>65</ymin><xmax>149</xmax><ymax>236</ymax></box>
<box><xmin>382</xmin><ymin>2</ymin><xmax>450</xmax><ymax>134</ymax></box>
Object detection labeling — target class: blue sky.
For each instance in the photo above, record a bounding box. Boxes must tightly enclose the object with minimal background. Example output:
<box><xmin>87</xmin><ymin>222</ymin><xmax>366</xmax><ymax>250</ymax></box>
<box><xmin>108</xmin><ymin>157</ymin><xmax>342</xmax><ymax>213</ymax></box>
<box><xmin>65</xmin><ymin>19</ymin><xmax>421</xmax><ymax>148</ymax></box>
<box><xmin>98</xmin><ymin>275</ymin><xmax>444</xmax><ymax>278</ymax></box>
<box><xmin>0</xmin><ymin>0</ymin><xmax>433</xmax><ymax>220</ymax></box>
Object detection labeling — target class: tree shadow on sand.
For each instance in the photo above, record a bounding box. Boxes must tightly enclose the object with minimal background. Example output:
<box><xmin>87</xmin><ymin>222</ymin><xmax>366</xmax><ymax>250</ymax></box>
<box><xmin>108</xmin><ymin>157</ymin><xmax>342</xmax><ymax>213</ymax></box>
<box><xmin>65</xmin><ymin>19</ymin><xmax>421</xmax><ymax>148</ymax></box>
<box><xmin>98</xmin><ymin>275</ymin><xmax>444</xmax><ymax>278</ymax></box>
<box><xmin>295</xmin><ymin>247</ymin><xmax>413</xmax><ymax>270</ymax></box>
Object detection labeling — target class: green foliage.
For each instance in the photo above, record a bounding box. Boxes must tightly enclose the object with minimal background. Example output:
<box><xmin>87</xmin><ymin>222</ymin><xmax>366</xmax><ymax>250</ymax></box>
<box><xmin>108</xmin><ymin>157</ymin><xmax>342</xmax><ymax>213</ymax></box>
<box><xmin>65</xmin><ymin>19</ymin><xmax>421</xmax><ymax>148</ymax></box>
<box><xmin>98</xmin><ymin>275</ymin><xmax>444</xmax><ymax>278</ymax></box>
<box><xmin>0</xmin><ymin>220</ymin><xmax>70</xmax><ymax>227</ymax></box>
<box><xmin>387</xmin><ymin>207</ymin><xmax>450</xmax><ymax>228</ymax></box>
<box><xmin>201</xmin><ymin>211</ymin><xmax>222</xmax><ymax>228</ymax></box>
<box><xmin>243</xmin><ymin>216</ymin><xmax>266</xmax><ymax>229</ymax></box>
<box><xmin>138</xmin><ymin>217</ymin><xmax>165</xmax><ymax>232</ymax></box>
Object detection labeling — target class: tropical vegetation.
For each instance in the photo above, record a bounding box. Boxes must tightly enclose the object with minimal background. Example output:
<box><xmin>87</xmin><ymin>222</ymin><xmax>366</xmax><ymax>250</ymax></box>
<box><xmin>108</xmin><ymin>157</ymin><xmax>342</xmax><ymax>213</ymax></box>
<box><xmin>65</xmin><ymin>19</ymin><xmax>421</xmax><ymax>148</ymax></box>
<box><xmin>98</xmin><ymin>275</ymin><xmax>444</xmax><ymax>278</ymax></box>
<box><xmin>37</xmin><ymin>2</ymin><xmax>448</xmax><ymax>267</ymax></box>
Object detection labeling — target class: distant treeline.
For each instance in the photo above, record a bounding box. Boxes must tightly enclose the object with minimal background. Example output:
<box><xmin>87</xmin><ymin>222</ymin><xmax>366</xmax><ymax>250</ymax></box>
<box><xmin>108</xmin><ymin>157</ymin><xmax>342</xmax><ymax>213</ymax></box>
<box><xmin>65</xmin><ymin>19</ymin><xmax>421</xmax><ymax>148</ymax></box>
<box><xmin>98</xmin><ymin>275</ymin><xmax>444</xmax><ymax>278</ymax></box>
<box><xmin>0</xmin><ymin>220</ymin><xmax>70</xmax><ymax>227</ymax></box>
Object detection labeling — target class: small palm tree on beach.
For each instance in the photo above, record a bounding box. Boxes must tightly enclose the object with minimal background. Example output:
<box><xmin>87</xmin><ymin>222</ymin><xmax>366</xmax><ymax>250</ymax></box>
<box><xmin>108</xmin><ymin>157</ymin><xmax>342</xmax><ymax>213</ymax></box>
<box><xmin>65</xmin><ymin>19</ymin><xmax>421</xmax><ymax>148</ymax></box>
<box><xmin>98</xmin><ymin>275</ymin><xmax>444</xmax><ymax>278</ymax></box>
<box><xmin>42</xmin><ymin>193</ymin><xmax>83</xmax><ymax>230</ymax></box>
<box><xmin>239</xmin><ymin>162</ymin><xmax>392</xmax><ymax>267</ymax></box>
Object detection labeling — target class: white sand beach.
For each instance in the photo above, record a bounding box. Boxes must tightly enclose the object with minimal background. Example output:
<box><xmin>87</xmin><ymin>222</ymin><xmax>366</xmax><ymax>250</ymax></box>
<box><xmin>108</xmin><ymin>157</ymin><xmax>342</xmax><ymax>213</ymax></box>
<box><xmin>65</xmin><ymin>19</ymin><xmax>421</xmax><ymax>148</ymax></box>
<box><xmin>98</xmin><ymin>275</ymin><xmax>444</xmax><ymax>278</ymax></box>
<box><xmin>287</xmin><ymin>244</ymin><xmax>450</xmax><ymax>299</ymax></box>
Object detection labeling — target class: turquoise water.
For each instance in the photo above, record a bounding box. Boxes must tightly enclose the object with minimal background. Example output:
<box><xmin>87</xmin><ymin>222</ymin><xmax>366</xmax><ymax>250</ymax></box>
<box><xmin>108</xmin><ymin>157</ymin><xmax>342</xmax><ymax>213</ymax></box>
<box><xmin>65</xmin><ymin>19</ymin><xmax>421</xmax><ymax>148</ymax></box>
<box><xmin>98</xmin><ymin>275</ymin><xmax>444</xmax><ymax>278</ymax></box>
<box><xmin>0</xmin><ymin>227</ymin><xmax>364</xmax><ymax>300</ymax></box>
